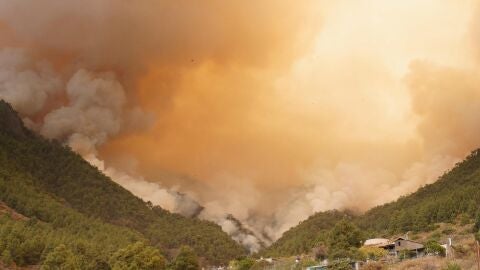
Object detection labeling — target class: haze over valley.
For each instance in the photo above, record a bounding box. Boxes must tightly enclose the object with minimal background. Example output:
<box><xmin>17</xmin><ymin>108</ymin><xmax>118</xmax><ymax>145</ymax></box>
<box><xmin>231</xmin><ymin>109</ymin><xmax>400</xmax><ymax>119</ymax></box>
<box><xmin>1</xmin><ymin>0</ymin><xmax>480</xmax><ymax>260</ymax></box>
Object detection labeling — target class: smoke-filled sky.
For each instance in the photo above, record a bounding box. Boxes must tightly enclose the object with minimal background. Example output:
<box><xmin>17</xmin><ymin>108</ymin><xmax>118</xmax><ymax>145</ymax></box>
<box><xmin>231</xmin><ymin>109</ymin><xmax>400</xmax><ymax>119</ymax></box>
<box><xmin>1</xmin><ymin>0</ymin><xmax>480</xmax><ymax>250</ymax></box>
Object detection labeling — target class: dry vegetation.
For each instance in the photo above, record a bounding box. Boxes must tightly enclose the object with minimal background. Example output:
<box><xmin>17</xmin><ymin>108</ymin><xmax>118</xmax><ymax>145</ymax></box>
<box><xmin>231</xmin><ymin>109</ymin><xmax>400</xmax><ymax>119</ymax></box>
<box><xmin>362</xmin><ymin>257</ymin><xmax>477</xmax><ymax>270</ymax></box>
<box><xmin>0</xmin><ymin>203</ymin><xmax>28</xmax><ymax>221</ymax></box>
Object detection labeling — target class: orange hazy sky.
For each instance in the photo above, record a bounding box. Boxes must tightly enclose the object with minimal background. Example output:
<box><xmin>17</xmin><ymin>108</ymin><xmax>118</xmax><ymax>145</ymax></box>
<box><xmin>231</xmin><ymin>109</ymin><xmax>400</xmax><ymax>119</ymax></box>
<box><xmin>1</xmin><ymin>0</ymin><xmax>480</xmax><ymax>238</ymax></box>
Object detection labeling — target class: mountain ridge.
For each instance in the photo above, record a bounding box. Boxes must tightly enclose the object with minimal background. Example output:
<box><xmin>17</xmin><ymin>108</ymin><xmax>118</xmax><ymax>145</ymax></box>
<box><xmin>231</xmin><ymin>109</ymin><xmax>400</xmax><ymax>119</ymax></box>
<box><xmin>263</xmin><ymin>150</ymin><xmax>480</xmax><ymax>257</ymax></box>
<box><xmin>0</xmin><ymin>100</ymin><xmax>247</xmax><ymax>267</ymax></box>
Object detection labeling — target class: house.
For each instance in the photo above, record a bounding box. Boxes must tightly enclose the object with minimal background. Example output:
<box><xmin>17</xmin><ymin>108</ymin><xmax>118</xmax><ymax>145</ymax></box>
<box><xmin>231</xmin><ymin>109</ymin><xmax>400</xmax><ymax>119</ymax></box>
<box><xmin>392</xmin><ymin>237</ymin><xmax>425</xmax><ymax>258</ymax></box>
<box><xmin>363</xmin><ymin>238</ymin><xmax>395</xmax><ymax>256</ymax></box>
<box><xmin>363</xmin><ymin>237</ymin><xmax>425</xmax><ymax>258</ymax></box>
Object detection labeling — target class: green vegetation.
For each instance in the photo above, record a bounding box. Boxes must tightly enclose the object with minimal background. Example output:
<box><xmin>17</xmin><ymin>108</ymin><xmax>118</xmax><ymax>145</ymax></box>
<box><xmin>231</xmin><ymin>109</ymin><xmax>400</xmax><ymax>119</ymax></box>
<box><xmin>443</xmin><ymin>262</ymin><xmax>461</xmax><ymax>270</ymax></box>
<box><xmin>2</xmin><ymin>96</ymin><xmax>480</xmax><ymax>268</ymax></box>
<box><xmin>262</xmin><ymin>211</ymin><xmax>352</xmax><ymax>257</ymax></box>
<box><xmin>299</xmin><ymin>258</ymin><xmax>318</xmax><ymax>268</ymax></box>
<box><xmin>326</xmin><ymin>259</ymin><xmax>351</xmax><ymax>270</ymax></box>
<box><xmin>0</xmin><ymin>161</ymin><xmax>145</xmax><ymax>268</ymax></box>
<box><xmin>230</xmin><ymin>257</ymin><xmax>255</xmax><ymax>270</ymax></box>
<box><xmin>424</xmin><ymin>240</ymin><xmax>446</xmax><ymax>257</ymax></box>
<box><xmin>358</xmin><ymin>149</ymin><xmax>480</xmax><ymax>234</ymax></box>
<box><xmin>171</xmin><ymin>246</ymin><xmax>200</xmax><ymax>270</ymax></box>
<box><xmin>265</xmin><ymin>147</ymin><xmax>480</xmax><ymax>258</ymax></box>
<box><xmin>327</xmin><ymin>220</ymin><xmax>363</xmax><ymax>260</ymax></box>
<box><xmin>41</xmin><ymin>244</ymin><xmax>79</xmax><ymax>270</ymax></box>
<box><xmin>110</xmin><ymin>242</ymin><xmax>166</xmax><ymax>270</ymax></box>
<box><xmin>358</xmin><ymin>246</ymin><xmax>387</xmax><ymax>261</ymax></box>
<box><xmin>0</xmin><ymin>100</ymin><xmax>245</xmax><ymax>268</ymax></box>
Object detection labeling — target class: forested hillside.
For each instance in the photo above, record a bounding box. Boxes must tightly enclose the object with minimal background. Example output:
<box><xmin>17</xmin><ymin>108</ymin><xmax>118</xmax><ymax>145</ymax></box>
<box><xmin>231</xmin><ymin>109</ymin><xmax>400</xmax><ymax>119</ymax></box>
<box><xmin>358</xmin><ymin>150</ymin><xmax>480</xmax><ymax>233</ymax></box>
<box><xmin>4</xmin><ymin>95</ymin><xmax>480</xmax><ymax>267</ymax></box>
<box><xmin>0</xmin><ymin>100</ymin><xmax>246</xmax><ymax>268</ymax></box>
<box><xmin>262</xmin><ymin>211</ymin><xmax>353</xmax><ymax>257</ymax></box>
<box><xmin>264</xmin><ymin>150</ymin><xmax>480</xmax><ymax>257</ymax></box>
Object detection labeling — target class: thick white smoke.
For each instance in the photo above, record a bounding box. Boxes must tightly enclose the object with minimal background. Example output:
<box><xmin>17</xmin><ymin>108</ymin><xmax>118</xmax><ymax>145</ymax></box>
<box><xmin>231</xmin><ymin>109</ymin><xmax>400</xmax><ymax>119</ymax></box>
<box><xmin>39</xmin><ymin>68</ymin><xmax>154</xmax><ymax>156</ymax></box>
<box><xmin>200</xmin><ymin>198</ymin><xmax>266</xmax><ymax>252</ymax></box>
<box><xmin>0</xmin><ymin>48</ymin><xmax>62</xmax><ymax>117</ymax></box>
<box><xmin>86</xmin><ymin>155</ymin><xmax>204</xmax><ymax>218</ymax></box>
<box><xmin>41</xmin><ymin>70</ymin><xmax>124</xmax><ymax>151</ymax></box>
<box><xmin>263</xmin><ymin>154</ymin><xmax>459</xmax><ymax>240</ymax></box>
<box><xmin>0</xmin><ymin>47</ymin><xmax>470</xmax><ymax>252</ymax></box>
<box><xmin>220</xmin><ymin>218</ymin><xmax>263</xmax><ymax>253</ymax></box>
<box><xmin>0</xmin><ymin>48</ymin><xmax>263</xmax><ymax>252</ymax></box>
<box><xmin>2</xmin><ymin>0</ymin><xmax>479</xmax><ymax>252</ymax></box>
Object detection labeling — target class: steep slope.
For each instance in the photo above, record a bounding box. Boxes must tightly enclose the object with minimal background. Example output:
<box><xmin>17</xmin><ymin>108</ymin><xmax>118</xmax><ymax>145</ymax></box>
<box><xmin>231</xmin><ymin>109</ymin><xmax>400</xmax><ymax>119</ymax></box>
<box><xmin>0</xmin><ymin>100</ymin><xmax>246</xmax><ymax>266</ymax></box>
<box><xmin>225</xmin><ymin>215</ymin><xmax>268</xmax><ymax>251</ymax></box>
<box><xmin>0</xmin><ymin>156</ymin><xmax>146</xmax><ymax>268</ymax></box>
<box><xmin>262</xmin><ymin>210</ymin><xmax>353</xmax><ymax>257</ymax></box>
<box><xmin>265</xmin><ymin>150</ymin><xmax>480</xmax><ymax>257</ymax></box>
<box><xmin>358</xmin><ymin>150</ymin><xmax>480</xmax><ymax>233</ymax></box>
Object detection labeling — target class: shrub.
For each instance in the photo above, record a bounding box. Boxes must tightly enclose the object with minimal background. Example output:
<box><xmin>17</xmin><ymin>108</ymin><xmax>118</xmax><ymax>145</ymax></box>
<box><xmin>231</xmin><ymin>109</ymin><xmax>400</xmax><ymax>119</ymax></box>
<box><xmin>109</xmin><ymin>242</ymin><xmax>166</xmax><ymax>270</ymax></box>
<box><xmin>442</xmin><ymin>262</ymin><xmax>461</xmax><ymax>270</ymax></box>
<box><xmin>425</xmin><ymin>241</ymin><xmax>446</xmax><ymax>257</ymax></box>
<box><xmin>429</xmin><ymin>232</ymin><xmax>441</xmax><ymax>241</ymax></box>
<box><xmin>301</xmin><ymin>259</ymin><xmax>319</xmax><ymax>268</ymax></box>
<box><xmin>172</xmin><ymin>246</ymin><xmax>200</xmax><ymax>270</ymax></box>
<box><xmin>328</xmin><ymin>259</ymin><xmax>352</xmax><ymax>270</ymax></box>
<box><xmin>231</xmin><ymin>258</ymin><xmax>255</xmax><ymax>270</ymax></box>
<box><xmin>359</xmin><ymin>246</ymin><xmax>387</xmax><ymax>260</ymax></box>
<box><xmin>41</xmin><ymin>244</ymin><xmax>80</xmax><ymax>270</ymax></box>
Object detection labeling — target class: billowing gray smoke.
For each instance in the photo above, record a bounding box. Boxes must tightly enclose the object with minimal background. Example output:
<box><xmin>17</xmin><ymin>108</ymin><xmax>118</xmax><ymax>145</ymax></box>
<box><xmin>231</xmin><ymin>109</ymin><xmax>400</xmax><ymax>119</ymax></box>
<box><xmin>0</xmin><ymin>48</ymin><xmax>264</xmax><ymax>253</ymax></box>
<box><xmin>0</xmin><ymin>48</ymin><xmax>62</xmax><ymax>117</ymax></box>
<box><xmin>2</xmin><ymin>0</ymin><xmax>480</xmax><ymax>254</ymax></box>
<box><xmin>42</xmin><ymin>70</ymin><xmax>125</xmax><ymax>151</ymax></box>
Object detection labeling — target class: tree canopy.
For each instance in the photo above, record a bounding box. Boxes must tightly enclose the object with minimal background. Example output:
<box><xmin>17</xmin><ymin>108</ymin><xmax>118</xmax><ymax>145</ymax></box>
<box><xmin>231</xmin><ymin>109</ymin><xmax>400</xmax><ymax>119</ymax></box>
<box><xmin>265</xmin><ymin>149</ymin><xmax>480</xmax><ymax>258</ymax></box>
<box><xmin>172</xmin><ymin>246</ymin><xmax>200</xmax><ymax>270</ymax></box>
<box><xmin>0</xmin><ymin>100</ymin><xmax>246</xmax><ymax>268</ymax></box>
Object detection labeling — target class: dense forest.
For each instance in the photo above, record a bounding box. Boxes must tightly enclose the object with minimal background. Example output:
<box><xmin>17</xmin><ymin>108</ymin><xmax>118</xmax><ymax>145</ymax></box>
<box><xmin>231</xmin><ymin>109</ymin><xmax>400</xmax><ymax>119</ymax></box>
<box><xmin>0</xmin><ymin>100</ymin><xmax>246</xmax><ymax>269</ymax></box>
<box><xmin>263</xmin><ymin>211</ymin><xmax>353</xmax><ymax>257</ymax></box>
<box><xmin>263</xmin><ymin>149</ymin><xmax>480</xmax><ymax>258</ymax></box>
<box><xmin>358</xmin><ymin>150</ymin><xmax>480</xmax><ymax>233</ymax></box>
<box><xmin>3</xmin><ymin>97</ymin><xmax>480</xmax><ymax>267</ymax></box>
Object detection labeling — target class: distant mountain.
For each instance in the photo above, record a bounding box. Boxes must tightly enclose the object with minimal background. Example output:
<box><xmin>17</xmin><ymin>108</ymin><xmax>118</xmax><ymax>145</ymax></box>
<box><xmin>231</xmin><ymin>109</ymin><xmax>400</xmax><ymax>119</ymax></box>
<box><xmin>264</xmin><ymin>150</ymin><xmax>480</xmax><ymax>257</ymax></box>
<box><xmin>0</xmin><ymin>100</ymin><xmax>246</xmax><ymax>268</ymax></box>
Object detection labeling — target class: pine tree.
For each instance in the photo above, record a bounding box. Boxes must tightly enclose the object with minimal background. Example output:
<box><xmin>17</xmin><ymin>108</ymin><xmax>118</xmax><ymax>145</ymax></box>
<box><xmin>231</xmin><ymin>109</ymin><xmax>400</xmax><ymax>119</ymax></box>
<box><xmin>327</xmin><ymin>219</ymin><xmax>363</xmax><ymax>260</ymax></box>
<box><xmin>172</xmin><ymin>246</ymin><xmax>200</xmax><ymax>270</ymax></box>
<box><xmin>109</xmin><ymin>242</ymin><xmax>165</xmax><ymax>270</ymax></box>
<box><xmin>41</xmin><ymin>244</ymin><xmax>80</xmax><ymax>270</ymax></box>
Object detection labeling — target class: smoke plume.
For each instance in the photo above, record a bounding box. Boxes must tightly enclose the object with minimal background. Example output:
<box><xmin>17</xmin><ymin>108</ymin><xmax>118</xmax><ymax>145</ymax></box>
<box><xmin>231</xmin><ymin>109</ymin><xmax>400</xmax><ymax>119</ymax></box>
<box><xmin>0</xmin><ymin>48</ymin><xmax>61</xmax><ymax>117</ymax></box>
<box><xmin>1</xmin><ymin>0</ymin><xmax>480</xmax><ymax>249</ymax></box>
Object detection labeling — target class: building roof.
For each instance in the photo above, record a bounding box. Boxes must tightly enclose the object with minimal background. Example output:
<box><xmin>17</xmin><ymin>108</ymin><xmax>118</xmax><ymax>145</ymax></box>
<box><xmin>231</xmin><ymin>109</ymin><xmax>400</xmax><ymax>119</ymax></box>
<box><xmin>364</xmin><ymin>238</ymin><xmax>391</xmax><ymax>247</ymax></box>
<box><xmin>393</xmin><ymin>238</ymin><xmax>424</xmax><ymax>251</ymax></box>
<box><xmin>393</xmin><ymin>238</ymin><xmax>424</xmax><ymax>246</ymax></box>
